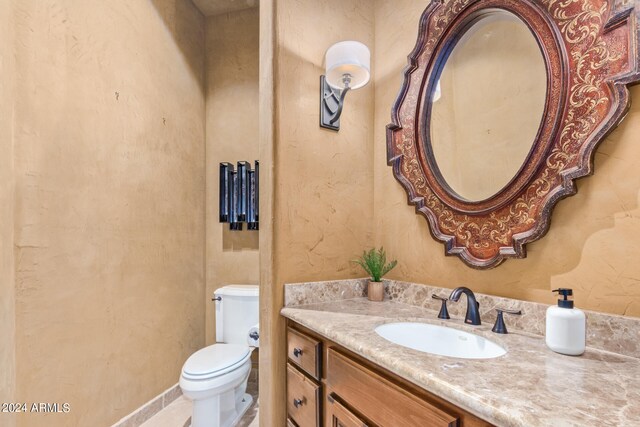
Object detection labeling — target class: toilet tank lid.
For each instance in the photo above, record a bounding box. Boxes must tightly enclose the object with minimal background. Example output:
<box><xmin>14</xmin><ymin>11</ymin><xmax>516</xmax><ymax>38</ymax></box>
<box><xmin>215</xmin><ymin>284</ymin><xmax>259</xmax><ymax>297</ymax></box>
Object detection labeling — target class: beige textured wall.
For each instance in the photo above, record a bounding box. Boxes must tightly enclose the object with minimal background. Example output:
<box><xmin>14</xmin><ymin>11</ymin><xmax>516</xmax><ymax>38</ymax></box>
<box><xmin>193</xmin><ymin>0</ymin><xmax>258</xmax><ymax>16</ymax></box>
<box><xmin>11</xmin><ymin>1</ymin><xmax>205</xmax><ymax>426</ymax></box>
<box><xmin>0</xmin><ymin>1</ymin><xmax>16</xmax><ymax>426</ymax></box>
<box><xmin>374</xmin><ymin>0</ymin><xmax>640</xmax><ymax>316</ymax></box>
<box><xmin>274</xmin><ymin>0</ymin><xmax>375</xmax><ymax>284</ymax></box>
<box><xmin>262</xmin><ymin>0</ymin><xmax>375</xmax><ymax>424</ymax></box>
<box><xmin>205</xmin><ymin>8</ymin><xmax>260</xmax><ymax>345</ymax></box>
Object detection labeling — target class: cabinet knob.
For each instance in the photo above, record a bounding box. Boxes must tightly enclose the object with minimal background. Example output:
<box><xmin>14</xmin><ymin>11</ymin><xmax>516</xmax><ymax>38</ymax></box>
<box><xmin>293</xmin><ymin>398</ymin><xmax>304</xmax><ymax>408</ymax></box>
<box><xmin>293</xmin><ymin>347</ymin><xmax>303</xmax><ymax>358</ymax></box>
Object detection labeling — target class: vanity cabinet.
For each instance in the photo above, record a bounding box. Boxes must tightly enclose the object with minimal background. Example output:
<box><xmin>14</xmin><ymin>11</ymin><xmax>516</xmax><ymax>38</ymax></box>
<box><xmin>286</xmin><ymin>322</ymin><xmax>494</xmax><ymax>427</ymax></box>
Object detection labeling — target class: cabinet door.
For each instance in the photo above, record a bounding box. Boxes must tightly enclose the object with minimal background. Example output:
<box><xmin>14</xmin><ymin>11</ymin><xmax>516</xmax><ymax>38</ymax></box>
<box><xmin>326</xmin><ymin>394</ymin><xmax>368</xmax><ymax>427</ymax></box>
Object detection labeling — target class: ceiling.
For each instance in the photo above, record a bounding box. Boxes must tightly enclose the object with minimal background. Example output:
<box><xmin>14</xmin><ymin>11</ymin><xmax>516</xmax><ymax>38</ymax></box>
<box><xmin>192</xmin><ymin>0</ymin><xmax>258</xmax><ymax>16</ymax></box>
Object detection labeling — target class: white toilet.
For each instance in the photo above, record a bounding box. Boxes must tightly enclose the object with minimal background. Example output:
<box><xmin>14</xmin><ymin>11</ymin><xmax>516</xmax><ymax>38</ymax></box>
<box><xmin>180</xmin><ymin>284</ymin><xmax>259</xmax><ymax>427</ymax></box>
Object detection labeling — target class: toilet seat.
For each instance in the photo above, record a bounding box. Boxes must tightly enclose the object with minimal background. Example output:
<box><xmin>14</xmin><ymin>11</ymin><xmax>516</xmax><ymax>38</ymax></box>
<box><xmin>182</xmin><ymin>344</ymin><xmax>251</xmax><ymax>381</ymax></box>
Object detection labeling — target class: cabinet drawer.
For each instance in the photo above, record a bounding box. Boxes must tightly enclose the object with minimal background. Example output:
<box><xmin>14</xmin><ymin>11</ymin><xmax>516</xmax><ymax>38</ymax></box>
<box><xmin>327</xmin><ymin>349</ymin><xmax>459</xmax><ymax>427</ymax></box>
<box><xmin>288</xmin><ymin>363</ymin><xmax>321</xmax><ymax>427</ymax></box>
<box><xmin>288</xmin><ymin>327</ymin><xmax>322</xmax><ymax>380</ymax></box>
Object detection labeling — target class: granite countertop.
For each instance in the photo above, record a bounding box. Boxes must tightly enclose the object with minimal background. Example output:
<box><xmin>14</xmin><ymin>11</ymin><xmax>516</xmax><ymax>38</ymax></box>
<box><xmin>281</xmin><ymin>298</ymin><xmax>640</xmax><ymax>427</ymax></box>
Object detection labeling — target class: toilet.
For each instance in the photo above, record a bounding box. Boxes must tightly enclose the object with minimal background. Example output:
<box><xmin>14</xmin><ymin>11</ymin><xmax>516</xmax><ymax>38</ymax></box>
<box><xmin>180</xmin><ymin>284</ymin><xmax>259</xmax><ymax>427</ymax></box>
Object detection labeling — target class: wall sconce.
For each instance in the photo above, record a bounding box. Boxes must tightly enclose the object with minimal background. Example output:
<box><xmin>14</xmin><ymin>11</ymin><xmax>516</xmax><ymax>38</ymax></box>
<box><xmin>320</xmin><ymin>41</ymin><xmax>370</xmax><ymax>131</ymax></box>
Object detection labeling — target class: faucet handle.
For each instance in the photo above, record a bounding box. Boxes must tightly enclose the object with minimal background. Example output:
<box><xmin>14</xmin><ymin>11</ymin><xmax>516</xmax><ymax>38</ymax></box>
<box><xmin>492</xmin><ymin>308</ymin><xmax>522</xmax><ymax>334</ymax></box>
<box><xmin>431</xmin><ymin>294</ymin><xmax>450</xmax><ymax>320</ymax></box>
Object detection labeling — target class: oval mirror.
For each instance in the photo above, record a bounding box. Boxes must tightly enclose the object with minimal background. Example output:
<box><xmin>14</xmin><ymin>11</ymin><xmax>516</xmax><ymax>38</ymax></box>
<box><xmin>428</xmin><ymin>10</ymin><xmax>547</xmax><ymax>202</ymax></box>
<box><xmin>388</xmin><ymin>0</ymin><xmax>639</xmax><ymax>268</ymax></box>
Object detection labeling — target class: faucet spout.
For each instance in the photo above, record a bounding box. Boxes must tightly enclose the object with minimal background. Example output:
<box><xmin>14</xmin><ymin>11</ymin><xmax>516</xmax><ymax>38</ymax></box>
<box><xmin>449</xmin><ymin>286</ymin><xmax>481</xmax><ymax>325</ymax></box>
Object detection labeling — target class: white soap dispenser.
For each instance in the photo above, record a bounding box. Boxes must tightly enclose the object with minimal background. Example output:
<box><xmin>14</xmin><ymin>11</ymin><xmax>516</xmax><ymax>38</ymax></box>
<box><xmin>545</xmin><ymin>288</ymin><xmax>586</xmax><ymax>356</ymax></box>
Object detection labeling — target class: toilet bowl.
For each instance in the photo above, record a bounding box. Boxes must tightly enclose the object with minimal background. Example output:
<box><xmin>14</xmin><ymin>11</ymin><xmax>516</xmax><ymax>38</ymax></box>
<box><xmin>180</xmin><ymin>284</ymin><xmax>259</xmax><ymax>427</ymax></box>
<box><xmin>180</xmin><ymin>344</ymin><xmax>253</xmax><ymax>427</ymax></box>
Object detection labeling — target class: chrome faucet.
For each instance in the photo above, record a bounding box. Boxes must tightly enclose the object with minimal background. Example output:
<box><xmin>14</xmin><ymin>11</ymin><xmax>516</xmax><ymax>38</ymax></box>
<box><xmin>449</xmin><ymin>286</ymin><xmax>481</xmax><ymax>325</ymax></box>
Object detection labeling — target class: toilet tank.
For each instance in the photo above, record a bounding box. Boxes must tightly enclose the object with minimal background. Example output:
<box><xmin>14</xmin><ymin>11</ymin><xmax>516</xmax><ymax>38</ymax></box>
<box><xmin>214</xmin><ymin>284</ymin><xmax>259</xmax><ymax>345</ymax></box>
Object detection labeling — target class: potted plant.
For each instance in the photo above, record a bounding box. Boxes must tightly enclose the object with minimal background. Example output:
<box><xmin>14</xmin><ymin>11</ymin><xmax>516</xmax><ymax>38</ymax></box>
<box><xmin>352</xmin><ymin>247</ymin><xmax>397</xmax><ymax>302</ymax></box>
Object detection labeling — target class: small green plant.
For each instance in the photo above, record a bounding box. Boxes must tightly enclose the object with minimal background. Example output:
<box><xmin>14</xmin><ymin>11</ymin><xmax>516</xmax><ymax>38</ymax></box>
<box><xmin>352</xmin><ymin>247</ymin><xmax>397</xmax><ymax>282</ymax></box>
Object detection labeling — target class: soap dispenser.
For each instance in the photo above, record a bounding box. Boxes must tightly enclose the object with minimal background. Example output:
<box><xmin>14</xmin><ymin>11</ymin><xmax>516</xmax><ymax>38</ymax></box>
<box><xmin>545</xmin><ymin>288</ymin><xmax>586</xmax><ymax>356</ymax></box>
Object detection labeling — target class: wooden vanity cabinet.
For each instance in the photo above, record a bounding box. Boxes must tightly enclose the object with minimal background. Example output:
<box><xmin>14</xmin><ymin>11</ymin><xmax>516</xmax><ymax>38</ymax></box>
<box><xmin>286</xmin><ymin>321</ymin><xmax>494</xmax><ymax>427</ymax></box>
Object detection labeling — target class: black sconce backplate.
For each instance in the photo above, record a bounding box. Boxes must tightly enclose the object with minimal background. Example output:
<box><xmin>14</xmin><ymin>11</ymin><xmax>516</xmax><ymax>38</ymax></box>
<box><xmin>320</xmin><ymin>75</ymin><xmax>342</xmax><ymax>131</ymax></box>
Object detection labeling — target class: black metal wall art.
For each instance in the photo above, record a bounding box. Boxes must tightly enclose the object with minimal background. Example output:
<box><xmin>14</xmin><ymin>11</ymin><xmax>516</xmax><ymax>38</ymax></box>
<box><xmin>219</xmin><ymin>161</ymin><xmax>259</xmax><ymax>231</ymax></box>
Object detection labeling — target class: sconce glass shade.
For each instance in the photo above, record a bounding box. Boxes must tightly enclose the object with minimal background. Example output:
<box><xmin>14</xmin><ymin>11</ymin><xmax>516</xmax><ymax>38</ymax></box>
<box><xmin>324</xmin><ymin>41</ymin><xmax>370</xmax><ymax>90</ymax></box>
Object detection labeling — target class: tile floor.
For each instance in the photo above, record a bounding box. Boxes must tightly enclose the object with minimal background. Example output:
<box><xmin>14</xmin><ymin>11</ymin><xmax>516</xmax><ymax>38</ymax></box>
<box><xmin>139</xmin><ymin>382</ymin><xmax>259</xmax><ymax>427</ymax></box>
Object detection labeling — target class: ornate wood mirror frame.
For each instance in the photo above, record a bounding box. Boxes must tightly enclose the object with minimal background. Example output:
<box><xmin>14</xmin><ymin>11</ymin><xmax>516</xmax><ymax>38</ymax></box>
<box><xmin>387</xmin><ymin>0</ymin><xmax>640</xmax><ymax>268</ymax></box>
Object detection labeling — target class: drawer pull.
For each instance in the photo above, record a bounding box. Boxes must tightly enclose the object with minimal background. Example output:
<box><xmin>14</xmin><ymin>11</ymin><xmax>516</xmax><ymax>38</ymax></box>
<box><xmin>293</xmin><ymin>398</ymin><xmax>304</xmax><ymax>408</ymax></box>
<box><xmin>293</xmin><ymin>347</ymin><xmax>303</xmax><ymax>357</ymax></box>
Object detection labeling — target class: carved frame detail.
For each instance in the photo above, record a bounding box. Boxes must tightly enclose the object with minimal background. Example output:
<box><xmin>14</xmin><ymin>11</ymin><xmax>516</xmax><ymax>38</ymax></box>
<box><xmin>387</xmin><ymin>0</ymin><xmax>640</xmax><ymax>268</ymax></box>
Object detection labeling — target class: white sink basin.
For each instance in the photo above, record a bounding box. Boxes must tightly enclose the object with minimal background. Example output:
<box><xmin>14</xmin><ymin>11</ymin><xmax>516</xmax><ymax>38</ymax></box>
<box><xmin>375</xmin><ymin>322</ymin><xmax>506</xmax><ymax>359</ymax></box>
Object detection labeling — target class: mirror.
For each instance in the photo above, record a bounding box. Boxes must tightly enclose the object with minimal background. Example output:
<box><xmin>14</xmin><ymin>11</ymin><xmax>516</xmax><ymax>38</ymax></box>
<box><xmin>429</xmin><ymin>10</ymin><xmax>547</xmax><ymax>201</ymax></box>
<box><xmin>387</xmin><ymin>0</ymin><xmax>640</xmax><ymax>268</ymax></box>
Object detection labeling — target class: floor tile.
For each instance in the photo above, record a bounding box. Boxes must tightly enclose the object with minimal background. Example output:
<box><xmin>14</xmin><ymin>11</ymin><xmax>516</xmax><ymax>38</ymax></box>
<box><xmin>139</xmin><ymin>396</ymin><xmax>191</xmax><ymax>427</ymax></box>
<box><xmin>140</xmin><ymin>384</ymin><xmax>259</xmax><ymax>427</ymax></box>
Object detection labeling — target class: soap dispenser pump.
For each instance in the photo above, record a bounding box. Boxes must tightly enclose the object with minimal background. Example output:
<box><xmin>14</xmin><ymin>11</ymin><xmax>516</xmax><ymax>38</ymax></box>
<box><xmin>545</xmin><ymin>288</ymin><xmax>586</xmax><ymax>356</ymax></box>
